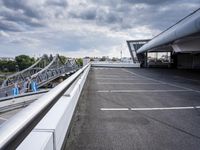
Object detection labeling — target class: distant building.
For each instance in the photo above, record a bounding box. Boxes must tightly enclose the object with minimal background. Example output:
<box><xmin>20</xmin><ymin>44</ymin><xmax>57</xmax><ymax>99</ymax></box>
<box><xmin>121</xmin><ymin>57</ymin><xmax>132</xmax><ymax>63</ymax></box>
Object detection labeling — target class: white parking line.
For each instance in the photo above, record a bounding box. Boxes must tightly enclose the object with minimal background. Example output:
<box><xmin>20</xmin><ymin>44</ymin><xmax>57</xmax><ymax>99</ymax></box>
<box><xmin>100</xmin><ymin>108</ymin><xmax>129</xmax><ymax>111</ymax></box>
<box><xmin>122</xmin><ymin>69</ymin><xmax>200</xmax><ymax>93</ymax></box>
<box><xmin>174</xmin><ymin>76</ymin><xmax>200</xmax><ymax>83</ymax></box>
<box><xmin>94</xmin><ymin>68</ymin><xmax>115</xmax><ymax>70</ymax></box>
<box><xmin>97</xmin><ymin>89</ymin><xmax>192</xmax><ymax>93</ymax></box>
<box><xmin>131</xmin><ymin>106</ymin><xmax>200</xmax><ymax>110</ymax></box>
<box><xmin>100</xmin><ymin>106</ymin><xmax>200</xmax><ymax>111</ymax></box>
<box><xmin>96</xmin><ymin>78</ymin><xmax>145</xmax><ymax>80</ymax></box>
<box><xmin>95</xmin><ymin>75</ymin><xmax>133</xmax><ymax>78</ymax></box>
<box><xmin>97</xmin><ymin>82</ymin><xmax>165</xmax><ymax>85</ymax></box>
<box><xmin>0</xmin><ymin>116</ymin><xmax>7</xmax><ymax>121</ymax></box>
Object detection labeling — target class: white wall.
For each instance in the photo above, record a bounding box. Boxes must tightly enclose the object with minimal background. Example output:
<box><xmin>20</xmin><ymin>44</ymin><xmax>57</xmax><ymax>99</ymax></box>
<box><xmin>91</xmin><ymin>62</ymin><xmax>140</xmax><ymax>68</ymax></box>
<box><xmin>17</xmin><ymin>65</ymin><xmax>91</xmax><ymax>150</ymax></box>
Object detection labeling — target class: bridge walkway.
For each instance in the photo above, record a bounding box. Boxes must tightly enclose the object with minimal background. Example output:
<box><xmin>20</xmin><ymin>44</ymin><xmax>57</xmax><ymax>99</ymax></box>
<box><xmin>64</xmin><ymin>67</ymin><xmax>200</xmax><ymax>150</ymax></box>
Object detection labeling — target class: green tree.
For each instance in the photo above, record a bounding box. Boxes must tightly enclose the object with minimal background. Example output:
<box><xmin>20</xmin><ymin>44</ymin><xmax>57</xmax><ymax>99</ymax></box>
<box><xmin>76</xmin><ymin>58</ymin><xmax>83</xmax><ymax>66</ymax></box>
<box><xmin>6</xmin><ymin>60</ymin><xmax>17</xmax><ymax>72</ymax></box>
<box><xmin>0</xmin><ymin>60</ymin><xmax>16</xmax><ymax>72</ymax></box>
<box><xmin>100</xmin><ymin>56</ymin><xmax>106</xmax><ymax>61</ymax></box>
<box><xmin>15</xmin><ymin>55</ymin><xmax>35</xmax><ymax>71</ymax></box>
<box><xmin>59</xmin><ymin>55</ymin><xmax>67</xmax><ymax>63</ymax></box>
<box><xmin>112</xmin><ymin>57</ymin><xmax>117</xmax><ymax>62</ymax></box>
<box><xmin>49</xmin><ymin>54</ymin><xmax>53</xmax><ymax>61</ymax></box>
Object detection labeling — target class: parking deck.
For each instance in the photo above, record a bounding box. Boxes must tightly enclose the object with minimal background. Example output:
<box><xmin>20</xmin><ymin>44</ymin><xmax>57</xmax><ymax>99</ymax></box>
<box><xmin>65</xmin><ymin>67</ymin><xmax>200</xmax><ymax>150</ymax></box>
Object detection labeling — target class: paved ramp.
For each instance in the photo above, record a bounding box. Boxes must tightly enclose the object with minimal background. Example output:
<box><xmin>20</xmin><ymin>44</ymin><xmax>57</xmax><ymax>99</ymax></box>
<box><xmin>0</xmin><ymin>108</ymin><xmax>23</xmax><ymax>125</ymax></box>
<box><xmin>65</xmin><ymin>67</ymin><xmax>200</xmax><ymax>150</ymax></box>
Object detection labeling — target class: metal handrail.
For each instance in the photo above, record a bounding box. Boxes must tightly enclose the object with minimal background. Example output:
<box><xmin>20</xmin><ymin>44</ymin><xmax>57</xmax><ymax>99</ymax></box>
<box><xmin>0</xmin><ymin>63</ymin><xmax>90</xmax><ymax>150</ymax></box>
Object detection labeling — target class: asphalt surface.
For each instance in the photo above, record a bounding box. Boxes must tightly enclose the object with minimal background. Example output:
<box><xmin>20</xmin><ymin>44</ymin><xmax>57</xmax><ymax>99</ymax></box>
<box><xmin>65</xmin><ymin>67</ymin><xmax>200</xmax><ymax>150</ymax></box>
<box><xmin>0</xmin><ymin>108</ymin><xmax>22</xmax><ymax>125</ymax></box>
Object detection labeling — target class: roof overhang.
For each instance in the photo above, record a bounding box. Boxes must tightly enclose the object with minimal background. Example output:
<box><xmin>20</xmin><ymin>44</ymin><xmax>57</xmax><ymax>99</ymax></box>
<box><xmin>137</xmin><ymin>8</ymin><xmax>200</xmax><ymax>54</ymax></box>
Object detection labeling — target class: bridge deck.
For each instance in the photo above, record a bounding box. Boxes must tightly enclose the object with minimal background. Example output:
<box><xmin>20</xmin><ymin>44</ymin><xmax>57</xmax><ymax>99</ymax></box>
<box><xmin>0</xmin><ymin>108</ymin><xmax>22</xmax><ymax>125</ymax></box>
<box><xmin>66</xmin><ymin>67</ymin><xmax>200</xmax><ymax>150</ymax></box>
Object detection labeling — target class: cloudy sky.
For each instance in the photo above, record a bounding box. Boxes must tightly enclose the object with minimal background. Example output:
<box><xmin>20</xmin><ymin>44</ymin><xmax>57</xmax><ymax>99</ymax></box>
<box><xmin>0</xmin><ymin>0</ymin><xmax>199</xmax><ymax>58</ymax></box>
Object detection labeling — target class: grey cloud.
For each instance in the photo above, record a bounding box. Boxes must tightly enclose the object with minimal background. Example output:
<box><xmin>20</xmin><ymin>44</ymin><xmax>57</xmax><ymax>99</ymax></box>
<box><xmin>69</xmin><ymin>6</ymin><xmax>122</xmax><ymax>25</ymax></box>
<box><xmin>0</xmin><ymin>19</ymin><xmax>24</xmax><ymax>32</ymax></box>
<box><xmin>46</xmin><ymin>0</ymin><xmax>68</xmax><ymax>8</ymax></box>
<box><xmin>1</xmin><ymin>0</ymin><xmax>42</xmax><ymax>19</ymax></box>
<box><xmin>81</xmin><ymin>8</ymin><xmax>97</xmax><ymax>20</ymax></box>
<box><xmin>0</xmin><ymin>0</ymin><xmax>200</xmax><ymax>58</ymax></box>
<box><xmin>1</xmin><ymin>9</ymin><xmax>44</xmax><ymax>28</ymax></box>
<box><xmin>123</xmin><ymin>4</ymin><xmax>200</xmax><ymax>31</ymax></box>
<box><xmin>91</xmin><ymin>0</ymin><xmax>199</xmax><ymax>6</ymax></box>
<box><xmin>0</xmin><ymin>0</ymin><xmax>67</xmax><ymax>32</ymax></box>
<box><xmin>123</xmin><ymin>0</ymin><xmax>171</xmax><ymax>5</ymax></box>
<box><xmin>86</xmin><ymin>0</ymin><xmax>200</xmax><ymax>31</ymax></box>
<box><xmin>69</xmin><ymin>7</ymin><xmax>97</xmax><ymax>20</ymax></box>
<box><xmin>96</xmin><ymin>10</ymin><xmax>122</xmax><ymax>24</ymax></box>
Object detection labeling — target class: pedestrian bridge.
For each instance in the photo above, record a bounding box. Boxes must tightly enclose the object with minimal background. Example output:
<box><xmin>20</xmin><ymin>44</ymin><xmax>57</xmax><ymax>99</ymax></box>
<box><xmin>0</xmin><ymin>62</ymin><xmax>200</xmax><ymax>150</ymax></box>
<box><xmin>0</xmin><ymin>54</ymin><xmax>79</xmax><ymax>98</ymax></box>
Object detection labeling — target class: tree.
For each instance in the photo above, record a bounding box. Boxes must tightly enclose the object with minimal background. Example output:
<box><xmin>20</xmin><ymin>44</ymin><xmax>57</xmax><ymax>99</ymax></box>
<box><xmin>49</xmin><ymin>54</ymin><xmax>53</xmax><ymax>61</ymax></box>
<box><xmin>76</xmin><ymin>58</ymin><xmax>83</xmax><ymax>66</ymax></box>
<box><xmin>112</xmin><ymin>57</ymin><xmax>117</xmax><ymax>62</ymax></box>
<box><xmin>100</xmin><ymin>56</ymin><xmax>106</xmax><ymax>61</ymax></box>
<box><xmin>6</xmin><ymin>60</ymin><xmax>17</xmax><ymax>72</ymax></box>
<box><xmin>15</xmin><ymin>55</ymin><xmax>35</xmax><ymax>71</ymax></box>
<box><xmin>59</xmin><ymin>55</ymin><xmax>67</xmax><ymax>63</ymax></box>
<box><xmin>90</xmin><ymin>58</ymin><xmax>94</xmax><ymax>61</ymax></box>
<box><xmin>0</xmin><ymin>60</ymin><xmax>16</xmax><ymax>72</ymax></box>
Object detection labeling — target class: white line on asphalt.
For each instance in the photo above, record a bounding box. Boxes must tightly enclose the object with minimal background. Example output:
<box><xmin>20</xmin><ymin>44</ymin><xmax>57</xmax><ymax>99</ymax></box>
<box><xmin>97</xmin><ymin>82</ymin><xmax>165</xmax><ymax>85</ymax></box>
<box><xmin>96</xmin><ymin>78</ymin><xmax>144</xmax><ymax>80</ymax></box>
<box><xmin>97</xmin><ymin>89</ymin><xmax>192</xmax><ymax>93</ymax></box>
<box><xmin>100</xmin><ymin>106</ymin><xmax>200</xmax><ymax>111</ymax></box>
<box><xmin>94</xmin><ymin>68</ymin><xmax>115</xmax><ymax>70</ymax></box>
<box><xmin>95</xmin><ymin>74</ymin><xmax>132</xmax><ymax>77</ymax></box>
<box><xmin>95</xmin><ymin>75</ymin><xmax>132</xmax><ymax>78</ymax></box>
<box><xmin>174</xmin><ymin>76</ymin><xmax>200</xmax><ymax>83</ymax></box>
<box><xmin>130</xmin><ymin>106</ymin><xmax>200</xmax><ymax>110</ymax></box>
<box><xmin>0</xmin><ymin>116</ymin><xmax>8</xmax><ymax>121</ymax></box>
<box><xmin>122</xmin><ymin>69</ymin><xmax>200</xmax><ymax>93</ymax></box>
<box><xmin>100</xmin><ymin>108</ymin><xmax>129</xmax><ymax>111</ymax></box>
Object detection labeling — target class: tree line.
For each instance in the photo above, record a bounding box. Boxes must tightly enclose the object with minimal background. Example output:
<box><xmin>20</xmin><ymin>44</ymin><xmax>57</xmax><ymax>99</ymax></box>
<box><xmin>0</xmin><ymin>55</ymin><xmax>83</xmax><ymax>73</ymax></box>
<box><xmin>0</xmin><ymin>55</ymin><xmax>35</xmax><ymax>72</ymax></box>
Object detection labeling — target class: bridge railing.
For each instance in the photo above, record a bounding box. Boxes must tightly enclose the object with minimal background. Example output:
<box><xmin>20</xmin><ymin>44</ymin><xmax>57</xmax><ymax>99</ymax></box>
<box><xmin>0</xmin><ymin>63</ymin><xmax>90</xmax><ymax>150</ymax></box>
<box><xmin>0</xmin><ymin>55</ymin><xmax>79</xmax><ymax>98</ymax></box>
<box><xmin>1</xmin><ymin>55</ymin><xmax>50</xmax><ymax>88</ymax></box>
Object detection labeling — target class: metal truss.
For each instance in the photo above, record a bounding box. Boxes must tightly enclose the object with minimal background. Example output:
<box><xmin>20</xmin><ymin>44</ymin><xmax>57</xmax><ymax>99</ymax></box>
<box><xmin>31</xmin><ymin>55</ymin><xmax>79</xmax><ymax>87</ymax></box>
<box><xmin>0</xmin><ymin>55</ymin><xmax>79</xmax><ymax>97</ymax></box>
<box><xmin>1</xmin><ymin>54</ymin><xmax>50</xmax><ymax>88</ymax></box>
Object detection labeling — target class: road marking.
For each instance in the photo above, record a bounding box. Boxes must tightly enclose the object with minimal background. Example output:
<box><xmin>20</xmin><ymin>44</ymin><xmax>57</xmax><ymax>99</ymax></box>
<box><xmin>174</xmin><ymin>76</ymin><xmax>200</xmax><ymax>83</ymax></box>
<box><xmin>122</xmin><ymin>69</ymin><xmax>200</xmax><ymax>93</ymax></box>
<box><xmin>97</xmin><ymin>89</ymin><xmax>192</xmax><ymax>93</ymax></box>
<box><xmin>94</xmin><ymin>68</ymin><xmax>115</xmax><ymax>70</ymax></box>
<box><xmin>96</xmin><ymin>78</ymin><xmax>144</xmax><ymax>80</ymax></box>
<box><xmin>95</xmin><ymin>75</ymin><xmax>133</xmax><ymax>78</ymax></box>
<box><xmin>131</xmin><ymin>106</ymin><xmax>200</xmax><ymax>110</ymax></box>
<box><xmin>100</xmin><ymin>106</ymin><xmax>200</xmax><ymax>111</ymax></box>
<box><xmin>97</xmin><ymin>82</ymin><xmax>165</xmax><ymax>85</ymax></box>
<box><xmin>0</xmin><ymin>116</ymin><xmax>7</xmax><ymax>121</ymax></box>
<box><xmin>100</xmin><ymin>108</ymin><xmax>129</xmax><ymax>111</ymax></box>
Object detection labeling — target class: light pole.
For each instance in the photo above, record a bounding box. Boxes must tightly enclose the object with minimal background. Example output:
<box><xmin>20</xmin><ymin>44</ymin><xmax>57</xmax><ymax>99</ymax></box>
<box><xmin>120</xmin><ymin>49</ymin><xmax>122</xmax><ymax>62</ymax></box>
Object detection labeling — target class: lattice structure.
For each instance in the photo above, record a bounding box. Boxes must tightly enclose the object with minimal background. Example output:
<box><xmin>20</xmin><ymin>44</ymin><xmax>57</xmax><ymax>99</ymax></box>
<box><xmin>1</xmin><ymin>54</ymin><xmax>50</xmax><ymax>88</ymax></box>
<box><xmin>0</xmin><ymin>55</ymin><xmax>79</xmax><ymax>97</ymax></box>
<box><xmin>31</xmin><ymin>55</ymin><xmax>79</xmax><ymax>87</ymax></box>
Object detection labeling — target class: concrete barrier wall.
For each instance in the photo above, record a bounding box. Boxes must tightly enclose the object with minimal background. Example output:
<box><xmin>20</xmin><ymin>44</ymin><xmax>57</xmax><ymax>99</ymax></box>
<box><xmin>91</xmin><ymin>62</ymin><xmax>140</xmax><ymax>68</ymax></box>
<box><xmin>17</xmin><ymin>65</ymin><xmax>91</xmax><ymax>150</ymax></box>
